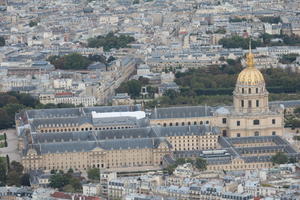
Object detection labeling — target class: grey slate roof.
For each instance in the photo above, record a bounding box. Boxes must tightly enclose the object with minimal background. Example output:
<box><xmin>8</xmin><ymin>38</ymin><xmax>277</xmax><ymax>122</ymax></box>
<box><xmin>150</xmin><ymin>106</ymin><xmax>214</xmax><ymax>119</ymax></box>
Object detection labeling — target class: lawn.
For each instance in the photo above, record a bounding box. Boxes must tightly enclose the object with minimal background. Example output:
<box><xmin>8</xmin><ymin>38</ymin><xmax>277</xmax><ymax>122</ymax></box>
<box><xmin>0</xmin><ymin>135</ymin><xmax>4</xmax><ymax>140</ymax></box>
<box><xmin>0</xmin><ymin>142</ymin><xmax>4</xmax><ymax>148</ymax></box>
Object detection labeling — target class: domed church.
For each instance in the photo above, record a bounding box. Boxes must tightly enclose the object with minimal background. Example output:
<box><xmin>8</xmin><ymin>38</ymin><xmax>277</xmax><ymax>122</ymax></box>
<box><xmin>150</xmin><ymin>48</ymin><xmax>284</xmax><ymax>138</ymax></box>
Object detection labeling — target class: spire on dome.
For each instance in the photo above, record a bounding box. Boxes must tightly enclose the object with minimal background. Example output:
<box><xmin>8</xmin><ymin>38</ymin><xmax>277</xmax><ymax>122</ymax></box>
<box><xmin>246</xmin><ymin>39</ymin><xmax>254</xmax><ymax>68</ymax></box>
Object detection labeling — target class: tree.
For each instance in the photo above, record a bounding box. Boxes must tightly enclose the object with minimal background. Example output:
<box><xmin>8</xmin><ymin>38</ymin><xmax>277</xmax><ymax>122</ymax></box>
<box><xmin>20</xmin><ymin>174</ymin><xmax>31</xmax><ymax>186</ymax></box>
<box><xmin>195</xmin><ymin>158</ymin><xmax>207</xmax><ymax>171</ymax></box>
<box><xmin>87</xmin><ymin>32</ymin><xmax>135</xmax><ymax>51</ymax></box>
<box><xmin>6</xmin><ymin>155</ymin><xmax>9</xmax><ymax>169</ymax></box>
<box><xmin>219</xmin><ymin>36</ymin><xmax>263</xmax><ymax>49</ymax></box>
<box><xmin>0</xmin><ymin>36</ymin><xmax>5</xmax><ymax>46</ymax></box>
<box><xmin>47</xmin><ymin>53</ymin><xmax>92</xmax><ymax>70</ymax></box>
<box><xmin>0</xmin><ymin>109</ymin><xmax>10</xmax><ymax>129</ymax></box>
<box><xmin>0</xmin><ymin>158</ymin><xmax>7</xmax><ymax>186</ymax></box>
<box><xmin>67</xmin><ymin>168</ymin><xmax>74</xmax><ymax>174</ymax></box>
<box><xmin>49</xmin><ymin>173</ymin><xmax>70</xmax><ymax>189</ymax></box>
<box><xmin>279</xmin><ymin>54</ymin><xmax>299</xmax><ymax>64</ymax></box>
<box><xmin>3</xmin><ymin>104</ymin><xmax>26</xmax><ymax>122</ymax></box>
<box><xmin>107</xmin><ymin>56</ymin><xmax>116</xmax><ymax>63</ymax></box>
<box><xmin>87</xmin><ymin>168</ymin><xmax>100</xmax><ymax>180</ymax></box>
<box><xmin>10</xmin><ymin>161</ymin><xmax>24</xmax><ymax>174</ymax></box>
<box><xmin>88</xmin><ymin>54</ymin><xmax>107</xmax><ymax>64</ymax></box>
<box><xmin>271</xmin><ymin>152</ymin><xmax>288</xmax><ymax>165</ymax></box>
<box><xmin>7</xmin><ymin>170</ymin><xmax>21</xmax><ymax>186</ymax></box>
<box><xmin>29</xmin><ymin>20</ymin><xmax>38</xmax><ymax>27</ymax></box>
<box><xmin>133</xmin><ymin>0</ymin><xmax>139</xmax><ymax>4</ymax></box>
<box><xmin>116</xmin><ymin>80</ymin><xmax>142</xmax><ymax>98</ymax></box>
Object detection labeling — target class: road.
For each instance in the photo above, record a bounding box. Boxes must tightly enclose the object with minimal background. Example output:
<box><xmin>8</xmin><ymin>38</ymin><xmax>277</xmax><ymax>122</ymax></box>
<box><xmin>0</xmin><ymin>129</ymin><xmax>21</xmax><ymax>162</ymax></box>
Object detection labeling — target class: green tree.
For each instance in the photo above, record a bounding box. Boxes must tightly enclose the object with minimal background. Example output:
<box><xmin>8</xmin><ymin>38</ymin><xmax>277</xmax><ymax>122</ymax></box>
<box><xmin>219</xmin><ymin>36</ymin><xmax>263</xmax><ymax>49</ymax></box>
<box><xmin>87</xmin><ymin>168</ymin><xmax>100</xmax><ymax>180</ymax></box>
<box><xmin>0</xmin><ymin>158</ymin><xmax>7</xmax><ymax>186</ymax></box>
<box><xmin>10</xmin><ymin>161</ymin><xmax>24</xmax><ymax>174</ymax></box>
<box><xmin>133</xmin><ymin>0</ymin><xmax>139</xmax><ymax>4</ymax></box>
<box><xmin>116</xmin><ymin>80</ymin><xmax>142</xmax><ymax>98</ymax></box>
<box><xmin>0</xmin><ymin>109</ymin><xmax>10</xmax><ymax>129</ymax></box>
<box><xmin>195</xmin><ymin>158</ymin><xmax>207</xmax><ymax>171</ymax></box>
<box><xmin>0</xmin><ymin>36</ymin><xmax>5</xmax><ymax>46</ymax></box>
<box><xmin>271</xmin><ymin>152</ymin><xmax>288</xmax><ymax>165</ymax></box>
<box><xmin>279</xmin><ymin>54</ymin><xmax>299</xmax><ymax>64</ymax></box>
<box><xmin>107</xmin><ymin>56</ymin><xmax>116</xmax><ymax>63</ymax></box>
<box><xmin>0</xmin><ymin>95</ymin><xmax>18</xmax><ymax>107</ymax></box>
<box><xmin>87</xmin><ymin>32</ymin><xmax>135</xmax><ymax>51</ymax></box>
<box><xmin>20</xmin><ymin>173</ymin><xmax>31</xmax><ymax>186</ymax></box>
<box><xmin>3</xmin><ymin>104</ymin><xmax>26</xmax><ymax>123</ymax></box>
<box><xmin>49</xmin><ymin>173</ymin><xmax>70</xmax><ymax>189</ymax></box>
<box><xmin>7</xmin><ymin>170</ymin><xmax>21</xmax><ymax>186</ymax></box>
<box><xmin>47</xmin><ymin>53</ymin><xmax>92</xmax><ymax>70</ymax></box>
<box><xmin>29</xmin><ymin>20</ymin><xmax>38</xmax><ymax>27</ymax></box>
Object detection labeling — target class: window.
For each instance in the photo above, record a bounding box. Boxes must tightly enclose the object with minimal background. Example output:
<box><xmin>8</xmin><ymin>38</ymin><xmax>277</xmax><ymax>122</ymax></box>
<box><xmin>256</xmin><ymin>88</ymin><xmax>258</xmax><ymax>93</ymax></box>
<box><xmin>194</xmin><ymin>121</ymin><xmax>197</xmax><ymax>125</ymax></box>
<box><xmin>222</xmin><ymin>118</ymin><xmax>227</xmax><ymax>124</ymax></box>
<box><xmin>256</xmin><ymin>100</ymin><xmax>259</xmax><ymax>107</ymax></box>
<box><xmin>222</xmin><ymin>130</ymin><xmax>227</xmax><ymax>137</ymax></box>
<box><xmin>253</xmin><ymin>120</ymin><xmax>260</xmax><ymax>125</ymax></box>
<box><xmin>242</xmin><ymin>88</ymin><xmax>244</xmax><ymax>94</ymax></box>
<box><xmin>248</xmin><ymin>100</ymin><xmax>252</xmax><ymax>108</ymax></box>
<box><xmin>188</xmin><ymin>122</ymin><xmax>191</xmax><ymax>125</ymax></box>
<box><xmin>182</xmin><ymin>122</ymin><xmax>185</xmax><ymax>126</ymax></box>
<box><xmin>169</xmin><ymin>123</ymin><xmax>172</xmax><ymax>126</ymax></box>
<box><xmin>241</xmin><ymin>100</ymin><xmax>244</xmax><ymax>107</ymax></box>
<box><xmin>175</xmin><ymin>122</ymin><xmax>179</xmax><ymax>126</ymax></box>
<box><xmin>249</xmin><ymin>88</ymin><xmax>251</xmax><ymax>94</ymax></box>
<box><xmin>254</xmin><ymin>131</ymin><xmax>259</xmax><ymax>136</ymax></box>
<box><xmin>206</xmin><ymin>121</ymin><xmax>209</xmax><ymax>124</ymax></box>
<box><xmin>272</xmin><ymin>131</ymin><xmax>276</xmax><ymax>136</ymax></box>
<box><xmin>237</xmin><ymin>121</ymin><xmax>240</xmax><ymax>126</ymax></box>
<box><xmin>272</xmin><ymin>119</ymin><xmax>276</xmax><ymax>124</ymax></box>
<box><xmin>237</xmin><ymin>133</ymin><xmax>241</xmax><ymax>137</ymax></box>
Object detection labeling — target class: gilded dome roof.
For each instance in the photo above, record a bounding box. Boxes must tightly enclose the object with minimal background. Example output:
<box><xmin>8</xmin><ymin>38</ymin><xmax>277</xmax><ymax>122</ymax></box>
<box><xmin>236</xmin><ymin>51</ymin><xmax>265</xmax><ymax>86</ymax></box>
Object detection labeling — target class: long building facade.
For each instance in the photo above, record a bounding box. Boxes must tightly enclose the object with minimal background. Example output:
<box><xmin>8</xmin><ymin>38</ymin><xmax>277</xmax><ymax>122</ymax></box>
<box><xmin>16</xmin><ymin>50</ymin><xmax>300</xmax><ymax>172</ymax></box>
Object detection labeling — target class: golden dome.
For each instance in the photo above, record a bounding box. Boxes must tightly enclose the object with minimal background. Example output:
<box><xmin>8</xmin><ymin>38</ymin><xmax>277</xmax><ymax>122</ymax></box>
<box><xmin>236</xmin><ymin>51</ymin><xmax>265</xmax><ymax>86</ymax></box>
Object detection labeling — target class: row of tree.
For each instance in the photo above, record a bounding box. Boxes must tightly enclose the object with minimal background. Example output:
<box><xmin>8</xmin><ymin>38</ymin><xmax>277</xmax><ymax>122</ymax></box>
<box><xmin>115</xmin><ymin>78</ymin><xmax>157</xmax><ymax>99</ymax></box>
<box><xmin>48</xmin><ymin>167</ymin><xmax>100</xmax><ymax>192</ymax></box>
<box><xmin>220</xmin><ymin>34</ymin><xmax>300</xmax><ymax>49</ymax></box>
<box><xmin>271</xmin><ymin>152</ymin><xmax>297</xmax><ymax>165</ymax></box>
<box><xmin>0</xmin><ymin>158</ymin><xmax>30</xmax><ymax>187</ymax></box>
<box><xmin>144</xmin><ymin>59</ymin><xmax>300</xmax><ymax>108</ymax></box>
<box><xmin>47</xmin><ymin>53</ymin><xmax>116</xmax><ymax>70</ymax></box>
<box><xmin>49</xmin><ymin>169</ymin><xmax>81</xmax><ymax>193</ymax></box>
<box><xmin>165</xmin><ymin>157</ymin><xmax>207</xmax><ymax>175</ymax></box>
<box><xmin>87</xmin><ymin>32</ymin><xmax>135</xmax><ymax>51</ymax></box>
<box><xmin>0</xmin><ymin>92</ymin><xmax>76</xmax><ymax>130</ymax></box>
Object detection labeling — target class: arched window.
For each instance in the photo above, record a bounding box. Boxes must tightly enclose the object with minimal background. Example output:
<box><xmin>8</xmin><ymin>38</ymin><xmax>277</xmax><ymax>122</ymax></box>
<box><xmin>182</xmin><ymin>122</ymin><xmax>185</xmax><ymax>126</ymax></box>
<box><xmin>254</xmin><ymin>131</ymin><xmax>259</xmax><ymax>136</ymax></box>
